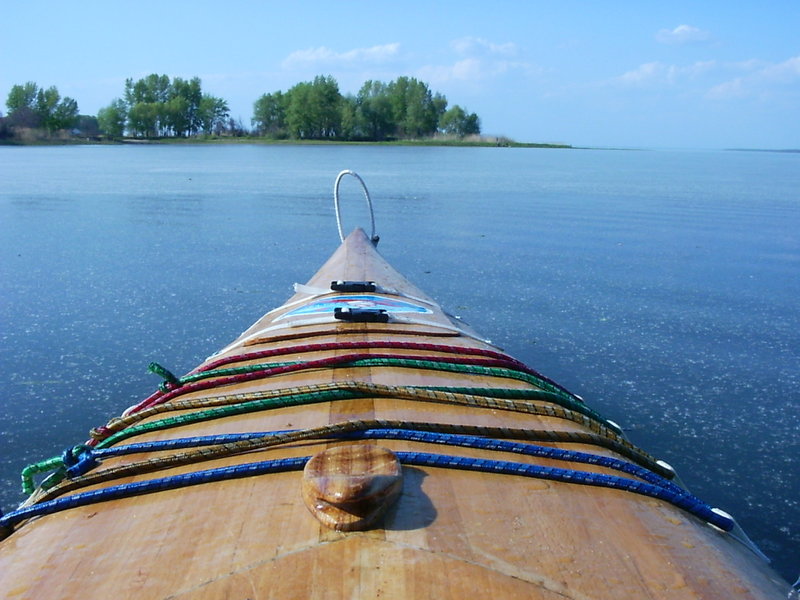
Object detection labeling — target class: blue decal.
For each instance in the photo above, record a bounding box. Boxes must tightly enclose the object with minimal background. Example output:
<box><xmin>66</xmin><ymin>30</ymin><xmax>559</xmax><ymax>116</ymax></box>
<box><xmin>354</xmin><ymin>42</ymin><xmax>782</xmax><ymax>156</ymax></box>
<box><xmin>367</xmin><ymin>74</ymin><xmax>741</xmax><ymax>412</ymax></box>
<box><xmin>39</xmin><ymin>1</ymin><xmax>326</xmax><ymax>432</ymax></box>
<box><xmin>279</xmin><ymin>295</ymin><xmax>431</xmax><ymax>320</ymax></box>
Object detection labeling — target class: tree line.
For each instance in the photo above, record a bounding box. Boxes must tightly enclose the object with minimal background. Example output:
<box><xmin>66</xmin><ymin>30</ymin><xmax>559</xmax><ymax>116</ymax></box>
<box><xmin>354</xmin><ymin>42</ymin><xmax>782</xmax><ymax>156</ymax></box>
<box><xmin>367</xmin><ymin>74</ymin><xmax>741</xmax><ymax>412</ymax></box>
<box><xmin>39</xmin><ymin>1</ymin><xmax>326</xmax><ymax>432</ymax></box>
<box><xmin>97</xmin><ymin>75</ymin><xmax>231</xmax><ymax>138</ymax></box>
<box><xmin>252</xmin><ymin>75</ymin><xmax>480</xmax><ymax>140</ymax></box>
<box><xmin>2</xmin><ymin>74</ymin><xmax>480</xmax><ymax>142</ymax></box>
<box><xmin>0</xmin><ymin>82</ymin><xmax>82</xmax><ymax>140</ymax></box>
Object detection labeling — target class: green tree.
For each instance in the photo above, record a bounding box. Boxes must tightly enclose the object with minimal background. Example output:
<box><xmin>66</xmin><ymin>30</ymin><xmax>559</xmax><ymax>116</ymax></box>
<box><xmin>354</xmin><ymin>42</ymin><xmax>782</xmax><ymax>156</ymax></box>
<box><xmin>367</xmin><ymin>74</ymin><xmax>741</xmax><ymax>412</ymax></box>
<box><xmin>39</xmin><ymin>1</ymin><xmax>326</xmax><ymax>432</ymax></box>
<box><xmin>252</xmin><ymin>91</ymin><xmax>286</xmax><ymax>136</ymax></box>
<box><xmin>35</xmin><ymin>87</ymin><xmax>61</xmax><ymax>130</ymax></box>
<box><xmin>198</xmin><ymin>95</ymin><xmax>230</xmax><ymax>134</ymax></box>
<box><xmin>356</xmin><ymin>80</ymin><xmax>394</xmax><ymax>140</ymax></box>
<box><xmin>285</xmin><ymin>76</ymin><xmax>342</xmax><ymax>139</ymax></box>
<box><xmin>124</xmin><ymin>75</ymin><xmax>170</xmax><ymax>135</ymax></box>
<box><xmin>6</xmin><ymin>82</ymin><xmax>39</xmax><ymax>115</ymax></box>
<box><xmin>285</xmin><ymin>82</ymin><xmax>311</xmax><ymax>138</ymax></box>
<box><xmin>432</xmin><ymin>93</ymin><xmax>448</xmax><ymax>124</ymax></box>
<box><xmin>75</xmin><ymin>115</ymin><xmax>100</xmax><ymax>136</ymax></box>
<box><xmin>124</xmin><ymin>74</ymin><xmax>171</xmax><ymax>106</ymax></box>
<box><xmin>385</xmin><ymin>77</ymin><xmax>445</xmax><ymax>138</ymax></box>
<box><xmin>97</xmin><ymin>99</ymin><xmax>127</xmax><ymax>137</ymax></box>
<box><xmin>339</xmin><ymin>95</ymin><xmax>359</xmax><ymax>140</ymax></box>
<box><xmin>120</xmin><ymin>74</ymin><xmax>224</xmax><ymax>137</ymax></box>
<box><xmin>311</xmin><ymin>75</ymin><xmax>342</xmax><ymax>138</ymax></box>
<box><xmin>440</xmin><ymin>105</ymin><xmax>481</xmax><ymax>137</ymax></box>
<box><xmin>49</xmin><ymin>95</ymin><xmax>79</xmax><ymax>132</ymax></box>
<box><xmin>127</xmin><ymin>102</ymin><xmax>159</xmax><ymax>137</ymax></box>
<box><xmin>463</xmin><ymin>112</ymin><xmax>480</xmax><ymax>136</ymax></box>
<box><xmin>251</xmin><ymin>74</ymin><xmax>478</xmax><ymax>142</ymax></box>
<box><xmin>5</xmin><ymin>82</ymin><xmax>78</xmax><ymax>133</ymax></box>
<box><xmin>165</xmin><ymin>95</ymin><xmax>190</xmax><ymax>136</ymax></box>
<box><xmin>440</xmin><ymin>105</ymin><xmax>464</xmax><ymax>135</ymax></box>
<box><xmin>170</xmin><ymin>77</ymin><xmax>202</xmax><ymax>135</ymax></box>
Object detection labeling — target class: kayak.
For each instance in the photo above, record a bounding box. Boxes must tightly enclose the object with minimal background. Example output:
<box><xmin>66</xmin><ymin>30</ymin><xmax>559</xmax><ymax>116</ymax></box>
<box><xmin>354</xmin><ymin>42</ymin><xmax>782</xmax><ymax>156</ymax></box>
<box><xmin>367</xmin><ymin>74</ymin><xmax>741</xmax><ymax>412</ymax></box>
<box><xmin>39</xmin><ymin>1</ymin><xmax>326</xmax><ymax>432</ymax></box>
<box><xmin>0</xmin><ymin>171</ymin><xmax>789</xmax><ymax>599</ymax></box>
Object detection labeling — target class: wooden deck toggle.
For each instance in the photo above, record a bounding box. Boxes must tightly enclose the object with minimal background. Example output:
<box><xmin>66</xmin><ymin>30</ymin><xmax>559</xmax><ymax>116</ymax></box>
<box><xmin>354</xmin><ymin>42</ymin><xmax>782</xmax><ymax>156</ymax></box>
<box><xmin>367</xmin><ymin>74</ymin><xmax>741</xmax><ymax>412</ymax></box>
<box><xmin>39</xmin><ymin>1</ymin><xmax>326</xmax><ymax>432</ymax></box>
<box><xmin>301</xmin><ymin>445</ymin><xmax>403</xmax><ymax>531</ymax></box>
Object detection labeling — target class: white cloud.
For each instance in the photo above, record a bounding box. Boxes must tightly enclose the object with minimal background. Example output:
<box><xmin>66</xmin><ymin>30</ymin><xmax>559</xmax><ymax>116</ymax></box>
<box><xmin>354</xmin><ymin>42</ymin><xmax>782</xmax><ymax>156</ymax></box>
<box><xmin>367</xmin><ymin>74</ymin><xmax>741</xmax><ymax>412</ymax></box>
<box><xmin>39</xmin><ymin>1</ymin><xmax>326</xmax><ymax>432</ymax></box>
<box><xmin>282</xmin><ymin>43</ymin><xmax>401</xmax><ymax>69</ymax></box>
<box><xmin>451</xmin><ymin>37</ymin><xmax>518</xmax><ymax>57</ymax></box>
<box><xmin>707</xmin><ymin>55</ymin><xmax>800</xmax><ymax>99</ymax></box>
<box><xmin>760</xmin><ymin>55</ymin><xmax>800</xmax><ymax>83</ymax></box>
<box><xmin>609</xmin><ymin>55</ymin><xmax>800</xmax><ymax>104</ymax></box>
<box><xmin>418</xmin><ymin>57</ymin><xmax>539</xmax><ymax>86</ymax></box>
<box><xmin>618</xmin><ymin>62</ymin><xmax>670</xmax><ymax>84</ymax></box>
<box><xmin>616</xmin><ymin>61</ymin><xmax>716</xmax><ymax>86</ymax></box>
<box><xmin>418</xmin><ymin>37</ymin><xmax>537</xmax><ymax>86</ymax></box>
<box><xmin>615</xmin><ymin>60</ymin><xmax>732</xmax><ymax>88</ymax></box>
<box><xmin>706</xmin><ymin>78</ymin><xmax>746</xmax><ymax>100</ymax></box>
<box><xmin>449</xmin><ymin>58</ymin><xmax>485</xmax><ymax>80</ymax></box>
<box><xmin>417</xmin><ymin>60</ymin><xmax>478</xmax><ymax>84</ymax></box>
<box><xmin>656</xmin><ymin>24</ymin><xmax>711</xmax><ymax>45</ymax></box>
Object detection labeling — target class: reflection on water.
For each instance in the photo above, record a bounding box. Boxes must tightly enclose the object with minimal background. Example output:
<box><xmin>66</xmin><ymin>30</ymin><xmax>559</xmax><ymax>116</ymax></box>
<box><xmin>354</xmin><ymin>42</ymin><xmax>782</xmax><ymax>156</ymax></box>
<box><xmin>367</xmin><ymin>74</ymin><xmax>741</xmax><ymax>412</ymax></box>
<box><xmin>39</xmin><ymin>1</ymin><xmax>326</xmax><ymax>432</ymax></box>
<box><xmin>0</xmin><ymin>144</ymin><xmax>798</xmax><ymax>582</ymax></box>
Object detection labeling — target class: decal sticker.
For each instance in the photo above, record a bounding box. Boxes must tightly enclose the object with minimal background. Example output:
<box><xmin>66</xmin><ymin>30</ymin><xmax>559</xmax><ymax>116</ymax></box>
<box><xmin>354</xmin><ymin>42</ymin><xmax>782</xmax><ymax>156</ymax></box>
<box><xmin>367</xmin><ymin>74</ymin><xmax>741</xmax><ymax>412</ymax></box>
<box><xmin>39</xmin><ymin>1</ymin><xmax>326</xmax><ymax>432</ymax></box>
<box><xmin>278</xmin><ymin>295</ymin><xmax>432</xmax><ymax>320</ymax></box>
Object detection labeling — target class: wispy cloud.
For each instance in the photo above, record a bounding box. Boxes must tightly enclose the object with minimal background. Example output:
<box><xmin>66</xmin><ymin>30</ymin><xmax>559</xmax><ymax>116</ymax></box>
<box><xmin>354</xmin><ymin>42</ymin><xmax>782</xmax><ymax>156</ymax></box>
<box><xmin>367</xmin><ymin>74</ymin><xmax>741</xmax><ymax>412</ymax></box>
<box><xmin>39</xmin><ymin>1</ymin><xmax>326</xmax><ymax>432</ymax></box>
<box><xmin>617</xmin><ymin>61</ymin><xmax>671</xmax><ymax>85</ymax></box>
<box><xmin>759</xmin><ymin>55</ymin><xmax>800</xmax><ymax>83</ymax></box>
<box><xmin>607</xmin><ymin>55</ymin><xmax>800</xmax><ymax>105</ymax></box>
<box><xmin>615</xmin><ymin>60</ymin><xmax>717</xmax><ymax>87</ymax></box>
<box><xmin>707</xmin><ymin>56</ymin><xmax>800</xmax><ymax>99</ymax></box>
<box><xmin>282</xmin><ymin>43</ymin><xmax>401</xmax><ymax>69</ymax></box>
<box><xmin>418</xmin><ymin>37</ymin><xmax>538</xmax><ymax>85</ymax></box>
<box><xmin>451</xmin><ymin>36</ymin><xmax>518</xmax><ymax>57</ymax></box>
<box><xmin>418</xmin><ymin>57</ymin><xmax>536</xmax><ymax>84</ymax></box>
<box><xmin>655</xmin><ymin>24</ymin><xmax>711</xmax><ymax>45</ymax></box>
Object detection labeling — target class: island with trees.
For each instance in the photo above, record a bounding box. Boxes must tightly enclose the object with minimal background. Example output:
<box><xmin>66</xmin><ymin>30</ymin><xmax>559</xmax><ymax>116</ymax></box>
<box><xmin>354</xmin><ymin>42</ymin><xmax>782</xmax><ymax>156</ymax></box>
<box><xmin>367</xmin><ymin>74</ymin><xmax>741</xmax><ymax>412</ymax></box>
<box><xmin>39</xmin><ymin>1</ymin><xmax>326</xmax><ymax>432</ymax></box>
<box><xmin>251</xmin><ymin>75</ymin><xmax>479</xmax><ymax>141</ymax></box>
<box><xmin>1</xmin><ymin>74</ymin><xmax>568</xmax><ymax>147</ymax></box>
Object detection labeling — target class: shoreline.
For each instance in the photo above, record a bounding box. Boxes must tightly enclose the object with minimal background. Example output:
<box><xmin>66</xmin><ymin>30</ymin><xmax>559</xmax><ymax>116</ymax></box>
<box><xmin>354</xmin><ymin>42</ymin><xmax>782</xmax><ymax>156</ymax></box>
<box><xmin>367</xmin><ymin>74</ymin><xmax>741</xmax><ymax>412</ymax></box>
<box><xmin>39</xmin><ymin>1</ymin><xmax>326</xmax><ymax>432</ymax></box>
<box><xmin>0</xmin><ymin>136</ymin><xmax>573</xmax><ymax>150</ymax></box>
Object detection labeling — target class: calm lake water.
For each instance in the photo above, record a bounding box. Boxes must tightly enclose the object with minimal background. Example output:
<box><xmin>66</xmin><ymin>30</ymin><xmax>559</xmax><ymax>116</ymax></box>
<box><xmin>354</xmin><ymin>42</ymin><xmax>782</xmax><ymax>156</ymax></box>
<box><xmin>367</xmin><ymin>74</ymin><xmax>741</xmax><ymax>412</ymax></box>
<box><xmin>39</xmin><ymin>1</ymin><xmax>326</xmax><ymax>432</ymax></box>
<box><xmin>1</xmin><ymin>144</ymin><xmax>798</xmax><ymax>581</ymax></box>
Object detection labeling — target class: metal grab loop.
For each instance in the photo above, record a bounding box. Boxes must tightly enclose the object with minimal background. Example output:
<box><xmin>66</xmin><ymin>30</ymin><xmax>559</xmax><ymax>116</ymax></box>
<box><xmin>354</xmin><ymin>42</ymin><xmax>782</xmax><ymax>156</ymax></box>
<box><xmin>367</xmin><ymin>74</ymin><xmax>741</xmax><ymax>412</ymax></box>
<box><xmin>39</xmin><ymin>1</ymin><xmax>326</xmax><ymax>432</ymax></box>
<box><xmin>334</xmin><ymin>170</ymin><xmax>379</xmax><ymax>245</ymax></box>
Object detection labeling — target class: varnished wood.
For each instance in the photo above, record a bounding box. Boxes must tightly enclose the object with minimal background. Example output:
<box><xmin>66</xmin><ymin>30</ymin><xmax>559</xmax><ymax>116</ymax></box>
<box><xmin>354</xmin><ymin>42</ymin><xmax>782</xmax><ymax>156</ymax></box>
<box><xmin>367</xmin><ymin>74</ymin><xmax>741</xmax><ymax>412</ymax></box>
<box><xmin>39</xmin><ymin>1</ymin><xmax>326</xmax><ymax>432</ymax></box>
<box><xmin>0</xmin><ymin>229</ymin><xmax>788</xmax><ymax>599</ymax></box>
<box><xmin>302</xmin><ymin>445</ymin><xmax>402</xmax><ymax>531</ymax></box>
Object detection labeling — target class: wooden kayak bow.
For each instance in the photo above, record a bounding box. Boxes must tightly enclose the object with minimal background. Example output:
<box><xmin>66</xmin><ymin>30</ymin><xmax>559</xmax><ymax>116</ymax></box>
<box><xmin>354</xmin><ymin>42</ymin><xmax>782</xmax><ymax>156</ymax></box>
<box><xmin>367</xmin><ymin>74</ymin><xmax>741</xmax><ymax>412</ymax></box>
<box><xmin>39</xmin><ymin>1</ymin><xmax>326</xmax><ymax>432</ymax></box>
<box><xmin>0</xmin><ymin>172</ymin><xmax>789</xmax><ymax>599</ymax></box>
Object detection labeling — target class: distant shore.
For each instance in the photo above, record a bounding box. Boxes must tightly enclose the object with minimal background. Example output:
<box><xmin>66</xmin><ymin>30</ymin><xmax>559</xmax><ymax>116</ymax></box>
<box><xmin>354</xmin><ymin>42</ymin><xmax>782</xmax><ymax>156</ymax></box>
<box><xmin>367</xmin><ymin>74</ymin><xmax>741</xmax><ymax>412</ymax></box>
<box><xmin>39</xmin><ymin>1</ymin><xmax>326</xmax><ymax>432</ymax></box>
<box><xmin>0</xmin><ymin>135</ymin><xmax>572</xmax><ymax>150</ymax></box>
<box><xmin>144</xmin><ymin>136</ymin><xmax>573</xmax><ymax>149</ymax></box>
<box><xmin>727</xmin><ymin>147</ymin><xmax>800</xmax><ymax>153</ymax></box>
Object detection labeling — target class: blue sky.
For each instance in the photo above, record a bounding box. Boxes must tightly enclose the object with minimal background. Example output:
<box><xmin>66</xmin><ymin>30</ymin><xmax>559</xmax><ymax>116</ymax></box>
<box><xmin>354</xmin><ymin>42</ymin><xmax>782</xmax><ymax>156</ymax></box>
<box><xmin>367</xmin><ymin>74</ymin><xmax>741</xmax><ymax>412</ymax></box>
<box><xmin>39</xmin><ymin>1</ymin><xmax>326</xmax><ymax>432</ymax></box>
<box><xmin>1</xmin><ymin>0</ymin><xmax>798</xmax><ymax>148</ymax></box>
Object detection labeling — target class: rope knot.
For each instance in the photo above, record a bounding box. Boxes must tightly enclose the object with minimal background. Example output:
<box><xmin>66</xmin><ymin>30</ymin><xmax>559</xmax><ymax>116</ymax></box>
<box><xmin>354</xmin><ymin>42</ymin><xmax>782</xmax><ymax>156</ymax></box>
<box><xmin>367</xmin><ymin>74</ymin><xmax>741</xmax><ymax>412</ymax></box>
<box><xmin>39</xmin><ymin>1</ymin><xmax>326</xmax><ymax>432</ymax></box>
<box><xmin>65</xmin><ymin>447</ymin><xmax>98</xmax><ymax>479</ymax></box>
<box><xmin>61</xmin><ymin>446</ymin><xmax>81</xmax><ymax>467</ymax></box>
